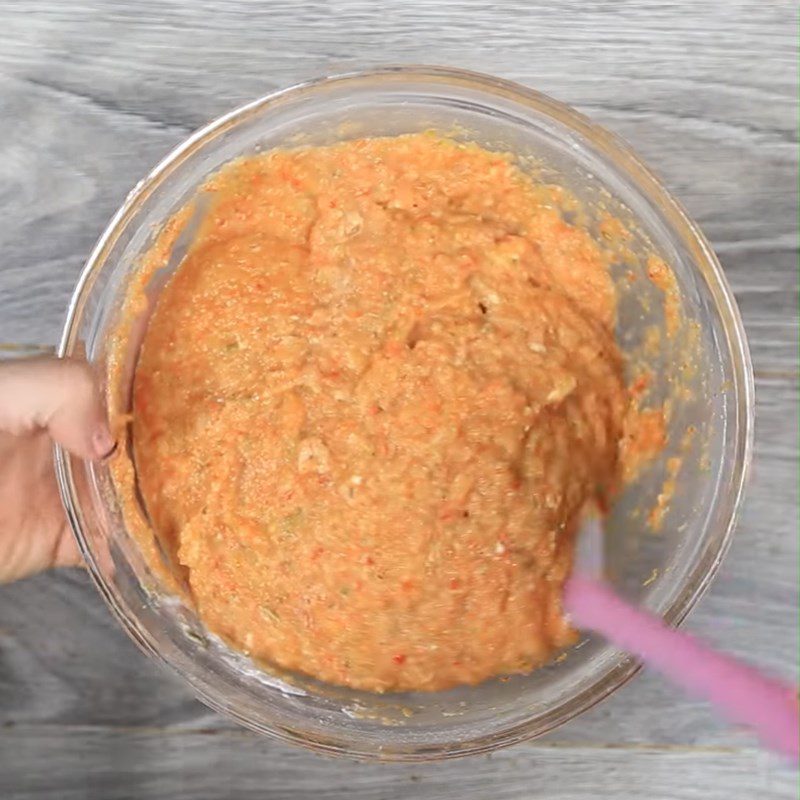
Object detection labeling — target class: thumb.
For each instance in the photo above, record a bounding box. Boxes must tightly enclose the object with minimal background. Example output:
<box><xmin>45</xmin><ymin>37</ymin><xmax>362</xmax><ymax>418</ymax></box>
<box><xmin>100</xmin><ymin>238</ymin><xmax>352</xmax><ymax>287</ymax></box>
<box><xmin>0</xmin><ymin>357</ymin><xmax>115</xmax><ymax>460</ymax></box>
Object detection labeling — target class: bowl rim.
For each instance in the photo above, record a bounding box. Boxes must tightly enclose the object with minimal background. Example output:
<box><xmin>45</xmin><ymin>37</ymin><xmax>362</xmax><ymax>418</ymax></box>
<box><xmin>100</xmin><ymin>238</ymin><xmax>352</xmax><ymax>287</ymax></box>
<box><xmin>55</xmin><ymin>64</ymin><xmax>755</xmax><ymax>761</ymax></box>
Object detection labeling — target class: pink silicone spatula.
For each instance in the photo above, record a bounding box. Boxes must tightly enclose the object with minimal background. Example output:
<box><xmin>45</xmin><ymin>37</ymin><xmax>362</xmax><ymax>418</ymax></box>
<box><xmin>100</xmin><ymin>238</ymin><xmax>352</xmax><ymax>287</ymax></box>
<box><xmin>564</xmin><ymin>515</ymin><xmax>799</xmax><ymax>762</ymax></box>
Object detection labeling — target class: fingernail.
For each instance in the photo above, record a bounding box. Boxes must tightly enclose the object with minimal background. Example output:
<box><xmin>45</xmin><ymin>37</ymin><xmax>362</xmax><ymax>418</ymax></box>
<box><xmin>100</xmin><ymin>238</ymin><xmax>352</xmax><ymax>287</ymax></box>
<box><xmin>101</xmin><ymin>441</ymin><xmax>118</xmax><ymax>461</ymax></box>
<box><xmin>93</xmin><ymin>428</ymin><xmax>116</xmax><ymax>459</ymax></box>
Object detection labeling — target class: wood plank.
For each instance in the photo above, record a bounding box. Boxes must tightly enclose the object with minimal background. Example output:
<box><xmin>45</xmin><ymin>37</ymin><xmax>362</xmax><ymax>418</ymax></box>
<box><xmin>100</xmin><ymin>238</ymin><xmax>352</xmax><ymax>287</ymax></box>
<box><xmin>0</xmin><ymin>75</ymin><xmax>795</xmax><ymax>373</ymax></box>
<box><xmin>0</xmin><ymin>728</ymin><xmax>795</xmax><ymax>800</ymax></box>
<box><xmin>0</xmin><ymin>377</ymin><xmax>793</xmax><ymax>751</ymax></box>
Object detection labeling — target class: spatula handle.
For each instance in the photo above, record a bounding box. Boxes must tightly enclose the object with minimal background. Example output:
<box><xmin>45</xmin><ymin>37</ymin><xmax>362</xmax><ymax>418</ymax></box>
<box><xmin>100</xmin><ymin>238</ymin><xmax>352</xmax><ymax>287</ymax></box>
<box><xmin>565</xmin><ymin>573</ymin><xmax>799</xmax><ymax>762</ymax></box>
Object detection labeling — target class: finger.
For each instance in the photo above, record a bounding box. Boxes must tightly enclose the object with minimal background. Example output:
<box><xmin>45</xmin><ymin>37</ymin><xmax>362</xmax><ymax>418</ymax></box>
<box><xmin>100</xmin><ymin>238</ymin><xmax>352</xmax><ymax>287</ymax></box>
<box><xmin>0</xmin><ymin>357</ymin><xmax>115</xmax><ymax>460</ymax></box>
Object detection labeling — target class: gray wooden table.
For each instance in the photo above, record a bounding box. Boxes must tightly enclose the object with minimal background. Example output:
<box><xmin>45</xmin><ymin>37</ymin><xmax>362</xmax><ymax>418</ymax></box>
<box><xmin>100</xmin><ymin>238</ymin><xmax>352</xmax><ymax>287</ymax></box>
<box><xmin>0</xmin><ymin>2</ymin><xmax>797</xmax><ymax>798</ymax></box>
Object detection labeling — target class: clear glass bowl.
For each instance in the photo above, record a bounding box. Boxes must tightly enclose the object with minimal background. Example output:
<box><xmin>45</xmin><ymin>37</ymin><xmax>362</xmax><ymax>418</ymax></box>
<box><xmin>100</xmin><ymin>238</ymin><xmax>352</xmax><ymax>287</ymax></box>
<box><xmin>55</xmin><ymin>66</ymin><xmax>753</xmax><ymax>761</ymax></box>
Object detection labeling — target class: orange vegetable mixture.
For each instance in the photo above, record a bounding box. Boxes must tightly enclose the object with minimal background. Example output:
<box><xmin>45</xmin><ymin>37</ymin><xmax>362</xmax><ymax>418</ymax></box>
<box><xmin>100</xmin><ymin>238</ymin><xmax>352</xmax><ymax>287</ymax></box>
<box><xmin>129</xmin><ymin>134</ymin><xmax>647</xmax><ymax>692</ymax></box>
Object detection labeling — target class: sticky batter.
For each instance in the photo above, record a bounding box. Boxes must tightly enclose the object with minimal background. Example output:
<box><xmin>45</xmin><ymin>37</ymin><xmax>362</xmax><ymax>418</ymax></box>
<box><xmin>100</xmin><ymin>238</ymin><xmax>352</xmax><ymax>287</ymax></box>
<box><xmin>131</xmin><ymin>134</ymin><xmax>635</xmax><ymax>692</ymax></box>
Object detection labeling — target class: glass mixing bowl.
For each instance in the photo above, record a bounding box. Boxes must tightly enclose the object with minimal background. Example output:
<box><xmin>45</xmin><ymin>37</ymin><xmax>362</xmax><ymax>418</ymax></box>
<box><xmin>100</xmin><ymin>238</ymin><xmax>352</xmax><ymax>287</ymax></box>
<box><xmin>55</xmin><ymin>66</ymin><xmax>753</xmax><ymax>761</ymax></box>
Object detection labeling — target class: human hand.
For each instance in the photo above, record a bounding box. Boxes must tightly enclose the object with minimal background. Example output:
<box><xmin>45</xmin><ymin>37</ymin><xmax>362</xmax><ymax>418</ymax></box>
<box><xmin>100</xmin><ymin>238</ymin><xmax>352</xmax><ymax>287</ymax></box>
<box><xmin>0</xmin><ymin>357</ymin><xmax>114</xmax><ymax>583</ymax></box>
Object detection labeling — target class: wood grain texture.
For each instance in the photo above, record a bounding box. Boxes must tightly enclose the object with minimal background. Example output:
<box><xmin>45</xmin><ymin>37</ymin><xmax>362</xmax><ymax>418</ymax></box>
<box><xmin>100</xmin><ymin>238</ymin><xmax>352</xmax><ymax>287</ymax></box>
<box><xmin>0</xmin><ymin>1</ymin><xmax>797</xmax><ymax>797</ymax></box>
<box><xmin>0</xmin><ymin>730</ymin><xmax>796</xmax><ymax>800</ymax></box>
